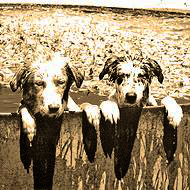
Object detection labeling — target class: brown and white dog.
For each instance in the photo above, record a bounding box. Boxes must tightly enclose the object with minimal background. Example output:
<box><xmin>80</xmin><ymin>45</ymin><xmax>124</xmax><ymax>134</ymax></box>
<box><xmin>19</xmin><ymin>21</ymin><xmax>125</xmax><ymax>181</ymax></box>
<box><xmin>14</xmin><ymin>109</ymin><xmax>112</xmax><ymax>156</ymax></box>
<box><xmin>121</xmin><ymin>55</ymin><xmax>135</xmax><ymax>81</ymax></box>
<box><xmin>10</xmin><ymin>53</ymin><xmax>84</xmax><ymax>188</ymax></box>
<box><xmin>97</xmin><ymin>52</ymin><xmax>184</xmax><ymax>181</ymax></box>
<box><xmin>10</xmin><ymin>53</ymin><xmax>84</xmax><ymax>144</ymax></box>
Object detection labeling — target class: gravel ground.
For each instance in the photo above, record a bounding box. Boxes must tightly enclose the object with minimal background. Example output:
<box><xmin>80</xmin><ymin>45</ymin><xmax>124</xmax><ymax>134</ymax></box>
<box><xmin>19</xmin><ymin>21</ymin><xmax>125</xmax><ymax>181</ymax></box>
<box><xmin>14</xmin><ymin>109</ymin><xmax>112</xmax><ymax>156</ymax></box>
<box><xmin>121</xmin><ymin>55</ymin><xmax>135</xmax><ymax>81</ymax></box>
<box><xmin>0</xmin><ymin>5</ymin><xmax>190</xmax><ymax>190</ymax></box>
<box><xmin>0</xmin><ymin>4</ymin><xmax>190</xmax><ymax>103</ymax></box>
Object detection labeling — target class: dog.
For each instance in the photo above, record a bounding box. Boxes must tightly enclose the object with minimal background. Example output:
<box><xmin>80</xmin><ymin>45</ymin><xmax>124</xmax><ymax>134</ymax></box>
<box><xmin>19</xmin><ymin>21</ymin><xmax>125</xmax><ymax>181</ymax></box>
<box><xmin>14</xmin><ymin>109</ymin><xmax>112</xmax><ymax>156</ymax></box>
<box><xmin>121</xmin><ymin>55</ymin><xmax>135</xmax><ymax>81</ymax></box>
<box><xmin>10</xmin><ymin>53</ymin><xmax>84</xmax><ymax>143</ymax></box>
<box><xmin>99</xmin><ymin>53</ymin><xmax>183</xmax><ymax>127</ymax></box>
<box><xmin>83</xmin><ymin>52</ymin><xmax>183</xmax><ymax>128</ymax></box>
<box><xmin>99</xmin><ymin>52</ymin><xmax>183</xmax><ymax>179</ymax></box>
<box><xmin>82</xmin><ymin>51</ymin><xmax>183</xmax><ymax>181</ymax></box>
<box><xmin>10</xmin><ymin>53</ymin><xmax>84</xmax><ymax>188</ymax></box>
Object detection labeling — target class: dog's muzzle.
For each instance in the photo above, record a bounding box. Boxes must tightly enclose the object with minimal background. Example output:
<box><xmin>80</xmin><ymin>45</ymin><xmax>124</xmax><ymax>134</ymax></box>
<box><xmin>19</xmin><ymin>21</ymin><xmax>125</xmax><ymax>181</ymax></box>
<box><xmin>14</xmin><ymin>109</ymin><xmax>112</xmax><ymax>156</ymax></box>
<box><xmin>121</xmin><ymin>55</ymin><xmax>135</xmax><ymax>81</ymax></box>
<box><xmin>125</xmin><ymin>92</ymin><xmax>137</xmax><ymax>104</ymax></box>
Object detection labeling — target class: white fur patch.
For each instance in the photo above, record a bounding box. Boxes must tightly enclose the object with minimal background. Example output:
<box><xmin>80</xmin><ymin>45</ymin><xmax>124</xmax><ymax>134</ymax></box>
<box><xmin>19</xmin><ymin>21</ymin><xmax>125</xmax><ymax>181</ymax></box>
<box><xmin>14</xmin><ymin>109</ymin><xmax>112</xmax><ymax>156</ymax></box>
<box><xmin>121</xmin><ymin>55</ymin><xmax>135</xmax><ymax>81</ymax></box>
<box><xmin>20</xmin><ymin>107</ymin><xmax>36</xmax><ymax>145</ymax></box>
<box><xmin>135</xmin><ymin>82</ymin><xmax>145</xmax><ymax>103</ymax></box>
<box><xmin>147</xmin><ymin>95</ymin><xmax>158</xmax><ymax>106</ymax></box>
<box><xmin>32</xmin><ymin>53</ymin><xmax>69</xmax><ymax>77</ymax></box>
<box><xmin>118</xmin><ymin>63</ymin><xmax>133</xmax><ymax>75</ymax></box>
<box><xmin>100</xmin><ymin>100</ymin><xmax>120</xmax><ymax>124</ymax></box>
<box><xmin>42</xmin><ymin>80</ymin><xmax>62</xmax><ymax>110</ymax></box>
<box><xmin>161</xmin><ymin>96</ymin><xmax>183</xmax><ymax>128</ymax></box>
<box><xmin>80</xmin><ymin>103</ymin><xmax>101</xmax><ymax>128</ymax></box>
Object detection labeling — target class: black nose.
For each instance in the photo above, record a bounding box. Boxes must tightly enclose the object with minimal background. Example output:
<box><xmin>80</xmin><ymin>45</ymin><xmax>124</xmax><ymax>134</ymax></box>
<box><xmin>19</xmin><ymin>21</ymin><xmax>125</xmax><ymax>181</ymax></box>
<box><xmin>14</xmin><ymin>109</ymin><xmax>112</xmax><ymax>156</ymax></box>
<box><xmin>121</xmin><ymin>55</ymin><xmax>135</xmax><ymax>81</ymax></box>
<box><xmin>125</xmin><ymin>92</ymin><xmax>137</xmax><ymax>104</ymax></box>
<box><xmin>48</xmin><ymin>104</ymin><xmax>60</xmax><ymax>113</ymax></box>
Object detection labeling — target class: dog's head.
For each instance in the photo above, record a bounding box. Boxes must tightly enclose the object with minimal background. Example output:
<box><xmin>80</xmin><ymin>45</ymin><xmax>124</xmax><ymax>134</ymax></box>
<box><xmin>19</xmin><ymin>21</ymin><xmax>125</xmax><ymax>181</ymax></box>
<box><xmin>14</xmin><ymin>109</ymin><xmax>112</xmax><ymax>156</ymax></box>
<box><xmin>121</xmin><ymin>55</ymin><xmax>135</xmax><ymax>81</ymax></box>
<box><xmin>99</xmin><ymin>54</ymin><xmax>163</xmax><ymax>107</ymax></box>
<box><xmin>10</xmin><ymin>54</ymin><xmax>84</xmax><ymax>117</ymax></box>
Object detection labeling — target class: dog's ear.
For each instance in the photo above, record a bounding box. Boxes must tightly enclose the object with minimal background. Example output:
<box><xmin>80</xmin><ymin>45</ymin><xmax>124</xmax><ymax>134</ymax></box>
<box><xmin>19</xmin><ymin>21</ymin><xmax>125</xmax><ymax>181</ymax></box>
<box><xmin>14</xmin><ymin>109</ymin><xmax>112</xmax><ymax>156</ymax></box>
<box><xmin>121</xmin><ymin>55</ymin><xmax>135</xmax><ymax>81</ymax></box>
<box><xmin>66</xmin><ymin>64</ymin><xmax>84</xmax><ymax>88</ymax></box>
<box><xmin>143</xmin><ymin>58</ymin><xmax>164</xmax><ymax>84</ymax></box>
<box><xmin>10</xmin><ymin>66</ymin><xmax>31</xmax><ymax>92</ymax></box>
<box><xmin>99</xmin><ymin>56</ymin><xmax>124</xmax><ymax>80</ymax></box>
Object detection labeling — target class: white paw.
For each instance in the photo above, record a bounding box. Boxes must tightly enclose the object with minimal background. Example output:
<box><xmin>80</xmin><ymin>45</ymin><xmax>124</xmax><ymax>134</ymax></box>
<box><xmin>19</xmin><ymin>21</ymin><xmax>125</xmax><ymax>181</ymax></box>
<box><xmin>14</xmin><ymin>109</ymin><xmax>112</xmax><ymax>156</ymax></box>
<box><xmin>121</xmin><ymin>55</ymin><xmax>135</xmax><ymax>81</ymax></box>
<box><xmin>100</xmin><ymin>100</ymin><xmax>120</xmax><ymax>124</ymax></box>
<box><xmin>20</xmin><ymin>107</ymin><xmax>36</xmax><ymax>144</ymax></box>
<box><xmin>80</xmin><ymin>103</ymin><xmax>101</xmax><ymax>128</ymax></box>
<box><xmin>147</xmin><ymin>95</ymin><xmax>158</xmax><ymax>106</ymax></box>
<box><xmin>161</xmin><ymin>96</ymin><xmax>183</xmax><ymax>128</ymax></box>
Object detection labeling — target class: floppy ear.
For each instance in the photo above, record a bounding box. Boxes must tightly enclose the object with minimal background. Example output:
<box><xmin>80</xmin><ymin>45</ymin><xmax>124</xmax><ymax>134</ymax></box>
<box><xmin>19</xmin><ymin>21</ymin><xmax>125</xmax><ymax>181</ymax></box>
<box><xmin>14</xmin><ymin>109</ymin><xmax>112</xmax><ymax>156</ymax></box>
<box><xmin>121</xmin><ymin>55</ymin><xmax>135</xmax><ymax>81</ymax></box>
<box><xmin>143</xmin><ymin>58</ymin><xmax>164</xmax><ymax>84</ymax></box>
<box><xmin>66</xmin><ymin>64</ymin><xmax>84</xmax><ymax>88</ymax></box>
<box><xmin>99</xmin><ymin>56</ymin><xmax>125</xmax><ymax>80</ymax></box>
<box><xmin>10</xmin><ymin>66</ymin><xmax>31</xmax><ymax>92</ymax></box>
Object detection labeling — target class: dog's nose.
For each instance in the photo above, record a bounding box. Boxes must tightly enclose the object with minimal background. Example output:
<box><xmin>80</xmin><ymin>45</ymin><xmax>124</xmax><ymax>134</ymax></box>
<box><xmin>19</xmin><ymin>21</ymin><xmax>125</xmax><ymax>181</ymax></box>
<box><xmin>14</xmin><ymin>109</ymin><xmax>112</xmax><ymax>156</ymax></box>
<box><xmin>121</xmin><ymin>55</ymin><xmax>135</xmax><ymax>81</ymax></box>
<box><xmin>125</xmin><ymin>92</ymin><xmax>137</xmax><ymax>104</ymax></box>
<box><xmin>48</xmin><ymin>104</ymin><xmax>60</xmax><ymax>113</ymax></box>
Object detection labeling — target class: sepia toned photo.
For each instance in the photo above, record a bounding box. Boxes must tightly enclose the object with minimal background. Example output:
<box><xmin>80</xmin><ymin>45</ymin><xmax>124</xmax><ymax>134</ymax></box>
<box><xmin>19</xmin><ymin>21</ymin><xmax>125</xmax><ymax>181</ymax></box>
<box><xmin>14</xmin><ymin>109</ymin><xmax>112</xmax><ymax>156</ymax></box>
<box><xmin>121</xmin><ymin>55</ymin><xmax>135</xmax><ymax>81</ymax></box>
<box><xmin>0</xmin><ymin>1</ymin><xmax>190</xmax><ymax>189</ymax></box>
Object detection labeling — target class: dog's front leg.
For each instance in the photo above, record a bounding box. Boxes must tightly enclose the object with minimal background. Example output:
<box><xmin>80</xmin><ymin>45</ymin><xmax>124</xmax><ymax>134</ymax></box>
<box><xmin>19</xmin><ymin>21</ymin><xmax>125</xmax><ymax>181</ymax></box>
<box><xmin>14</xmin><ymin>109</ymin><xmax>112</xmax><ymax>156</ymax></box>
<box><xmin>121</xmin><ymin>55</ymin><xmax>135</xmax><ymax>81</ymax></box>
<box><xmin>80</xmin><ymin>103</ymin><xmax>101</xmax><ymax>128</ymax></box>
<box><xmin>161</xmin><ymin>96</ymin><xmax>183</xmax><ymax>163</ymax></box>
<box><xmin>99</xmin><ymin>100</ymin><xmax>120</xmax><ymax>159</ymax></box>
<box><xmin>19</xmin><ymin>106</ymin><xmax>36</xmax><ymax>173</ymax></box>
<box><xmin>19</xmin><ymin>107</ymin><xmax>36</xmax><ymax>145</ymax></box>
<box><xmin>161</xmin><ymin>96</ymin><xmax>183</xmax><ymax>128</ymax></box>
<box><xmin>100</xmin><ymin>100</ymin><xmax>120</xmax><ymax>124</ymax></box>
<box><xmin>147</xmin><ymin>95</ymin><xmax>158</xmax><ymax>106</ymax></box>
<box><xmin>80</xmin><ymin>103</ymin><xmax>100</xmax><ymax>162</ymax></box>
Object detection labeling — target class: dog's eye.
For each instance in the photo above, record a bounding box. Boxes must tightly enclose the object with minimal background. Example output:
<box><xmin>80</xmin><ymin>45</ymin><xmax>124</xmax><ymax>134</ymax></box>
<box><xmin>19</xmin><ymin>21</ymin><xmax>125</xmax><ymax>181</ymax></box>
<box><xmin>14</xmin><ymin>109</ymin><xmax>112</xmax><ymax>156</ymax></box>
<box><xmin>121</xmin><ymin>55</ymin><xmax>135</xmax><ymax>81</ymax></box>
<box><xmin>138</xmin><ymin>74</ymin><xmax>148</xmax><ymax>83</ymax></box>
<box><xmin>137</xmin><ymin>78</ymin><xmax>143</xmax><ymax>82</ymax></box>
<box><xmin>55</xmin><ymin>79</ymin><xmax>65</xmax><ymax>86</ymax></box>
<box><xmin>35</xmin><ymin>81</ymin><xmax>45</xmax><ymax>86</ymax></box>
<box><xmin>138</xmin><ymin>73</ymin><xmax>143</xmax><ymax>77</ymax></box>
<box><xmin>138</xmin><ymin>74</ymin><xmax>147</xmax><ymax>79</ymax></box>
<box><xmin>125</xmin><ymin>74</ymin><xmax>130</xmax><ymax>78</ymax></box>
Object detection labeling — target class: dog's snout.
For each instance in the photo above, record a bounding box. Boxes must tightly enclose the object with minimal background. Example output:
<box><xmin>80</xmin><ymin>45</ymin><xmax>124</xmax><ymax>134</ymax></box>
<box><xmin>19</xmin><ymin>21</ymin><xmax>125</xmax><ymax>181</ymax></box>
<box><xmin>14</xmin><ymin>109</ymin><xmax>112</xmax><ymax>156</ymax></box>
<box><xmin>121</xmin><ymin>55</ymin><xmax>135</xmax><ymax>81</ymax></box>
<box><xmin>125</xmin><ymin>92</ymin><xmax>137</xmax><ymax>104</ymax></box>
<box><xmin>48</xmin><ymin>104</ymin><xmax>60</xmax><ymax>113</ymax></box>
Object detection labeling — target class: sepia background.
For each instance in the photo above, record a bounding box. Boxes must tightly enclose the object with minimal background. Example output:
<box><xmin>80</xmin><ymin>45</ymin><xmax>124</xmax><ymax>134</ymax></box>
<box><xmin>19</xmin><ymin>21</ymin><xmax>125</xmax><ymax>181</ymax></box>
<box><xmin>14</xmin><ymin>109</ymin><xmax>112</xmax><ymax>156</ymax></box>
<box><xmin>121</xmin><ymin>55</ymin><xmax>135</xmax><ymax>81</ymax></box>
<box><xmin>0</xmin><ymin>1</ymin><xmax>190</xmax><ymax>113</ymax></box>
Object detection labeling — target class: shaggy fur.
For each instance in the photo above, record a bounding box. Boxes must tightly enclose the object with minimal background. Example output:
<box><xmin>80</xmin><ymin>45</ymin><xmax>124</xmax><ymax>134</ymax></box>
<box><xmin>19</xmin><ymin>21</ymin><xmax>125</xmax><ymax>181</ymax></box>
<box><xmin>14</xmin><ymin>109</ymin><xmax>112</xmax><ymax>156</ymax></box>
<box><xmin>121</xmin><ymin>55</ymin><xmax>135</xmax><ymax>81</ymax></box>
<box><xmin>10</xmin><ymin>53</ymin><xmax>84</xmax><ymax>189</ymax></box>
<box><xmin>99</xmin><ymin>54</ymin><xmax>163</xmax><ymax>107</ymax></box>
<box><xmin>10</xmin><ymin>53</ymin><xmax>84</xmax><ymax>143</ymax></box>
<box><xmin>99</xmin><ymin>52</ymin><xmax>183</xmax><ymax>127</ymax></box>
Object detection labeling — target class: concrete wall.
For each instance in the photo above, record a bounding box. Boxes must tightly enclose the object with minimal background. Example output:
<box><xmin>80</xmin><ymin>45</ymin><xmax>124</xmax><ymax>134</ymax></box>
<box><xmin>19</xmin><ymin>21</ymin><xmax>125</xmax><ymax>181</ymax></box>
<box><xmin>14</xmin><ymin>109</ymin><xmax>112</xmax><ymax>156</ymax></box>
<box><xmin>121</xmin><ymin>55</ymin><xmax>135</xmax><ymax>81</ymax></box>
<box><xmin>0</xmin><ymin>103</ymin><xmax>190</xmax><ymax>189</ymax></box>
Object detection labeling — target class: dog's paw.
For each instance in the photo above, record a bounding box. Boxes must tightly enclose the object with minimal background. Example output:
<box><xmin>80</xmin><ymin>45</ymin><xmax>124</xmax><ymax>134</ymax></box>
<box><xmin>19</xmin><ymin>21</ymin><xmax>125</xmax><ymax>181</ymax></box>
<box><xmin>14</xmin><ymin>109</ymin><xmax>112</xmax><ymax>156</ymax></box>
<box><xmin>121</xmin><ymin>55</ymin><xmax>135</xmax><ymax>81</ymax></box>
<box><xmin>147</xmin><ymin>95</ymin><xmax>158</xmax><ymax>106</ymax></box>
<box><xmin>100</xmin><ymin>100</ymin><xmax>120</xmax><ymax>124</ymax></box>
<box><xmin>20</xmin><ymin>107</ymin><xmax>36</xmax><ymax>145</ymax></box>
<box><xmin>80</xmin><ymin>103</ymin><xmax>101</xmax><ymax>127</ymax></box>
<box><xmin>161</xmin><ymin>96</ymin><xmax>183</xmax><ymax>128</ymax></box>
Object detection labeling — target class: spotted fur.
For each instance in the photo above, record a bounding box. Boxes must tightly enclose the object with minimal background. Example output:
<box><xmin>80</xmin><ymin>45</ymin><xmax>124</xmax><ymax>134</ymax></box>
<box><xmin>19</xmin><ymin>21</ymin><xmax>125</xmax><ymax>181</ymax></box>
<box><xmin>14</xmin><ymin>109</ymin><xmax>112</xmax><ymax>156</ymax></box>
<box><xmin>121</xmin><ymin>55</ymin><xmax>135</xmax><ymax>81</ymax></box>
<box><xmin>99</xmin><ymin>53</ymin><xmax>163</xmax><ymax>107</ymax></box>
<box><xmin>99</xmin><ymin>52</ymin><xmax>183</xmax><ymax>128</ymax></box>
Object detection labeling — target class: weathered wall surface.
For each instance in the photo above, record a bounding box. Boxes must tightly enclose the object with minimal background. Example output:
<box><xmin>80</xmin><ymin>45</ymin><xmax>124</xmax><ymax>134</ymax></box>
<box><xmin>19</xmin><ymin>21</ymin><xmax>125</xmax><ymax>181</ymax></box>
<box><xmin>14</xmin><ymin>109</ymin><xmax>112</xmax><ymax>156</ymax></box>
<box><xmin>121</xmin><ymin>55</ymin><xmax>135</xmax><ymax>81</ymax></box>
<box><xmin>0</xmin><ymin>104</ymin><xmax>190</xmax><ymax>189</ymax></box>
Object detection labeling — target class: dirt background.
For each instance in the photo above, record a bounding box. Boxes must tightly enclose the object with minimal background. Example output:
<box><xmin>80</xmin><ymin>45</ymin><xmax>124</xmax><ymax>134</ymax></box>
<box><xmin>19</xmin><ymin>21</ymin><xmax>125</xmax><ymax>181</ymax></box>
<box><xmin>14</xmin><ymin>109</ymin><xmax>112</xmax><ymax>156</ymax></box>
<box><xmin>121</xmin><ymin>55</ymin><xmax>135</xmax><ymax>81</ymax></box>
<box><xmin>0</xmin><ymin>4</ymin><xmax>190</xmax><ymax>107</ymax></box>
